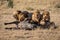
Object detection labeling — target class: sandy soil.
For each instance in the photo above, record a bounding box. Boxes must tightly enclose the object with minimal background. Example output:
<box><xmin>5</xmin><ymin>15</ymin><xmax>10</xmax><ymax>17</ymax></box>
<box><xmin>0</xmin><ymin>0</ymin><xmax>60</xmax><ymax>40</ymax></box>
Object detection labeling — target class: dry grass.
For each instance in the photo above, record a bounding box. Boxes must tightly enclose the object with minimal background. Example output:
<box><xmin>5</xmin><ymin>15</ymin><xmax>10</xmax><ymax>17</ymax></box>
<box><xmin>0</xmin><ymin>28</ymin><xmax>60</xmax><ymax>40</ymax></box>
<box><xmin>0</xmin><ymin>0</ymin><xmax>60</xmax><ymax>40</ymax></box>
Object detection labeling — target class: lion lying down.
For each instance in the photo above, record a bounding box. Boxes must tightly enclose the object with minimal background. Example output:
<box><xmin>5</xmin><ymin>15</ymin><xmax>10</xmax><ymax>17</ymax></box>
<box><xmin>4</xmin><ymin>10</ymin><xmax>56</xmax><ymax>29</ymax></box>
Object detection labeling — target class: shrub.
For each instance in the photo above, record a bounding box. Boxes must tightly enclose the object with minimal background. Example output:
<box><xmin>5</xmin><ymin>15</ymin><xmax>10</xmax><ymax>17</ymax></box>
<box><xmin>7</xmin><ymin>0</ymin><xmax>13</xmax><ymax>8</ymax></box>
<box><xmin>55</xmin><ymin>3</ymin><xmax>60</xmax><ymax>8</ymax></box>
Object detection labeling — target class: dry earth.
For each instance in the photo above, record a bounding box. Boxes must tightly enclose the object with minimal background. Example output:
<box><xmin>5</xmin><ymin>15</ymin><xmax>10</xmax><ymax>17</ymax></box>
<box><xmin>0</xmin><ymin>0</ymin><xmax>60</xmax><ymax>40</ymax></box>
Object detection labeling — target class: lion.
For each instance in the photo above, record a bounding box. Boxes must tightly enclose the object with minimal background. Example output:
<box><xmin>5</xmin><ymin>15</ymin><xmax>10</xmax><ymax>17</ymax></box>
<box><xmin>40</xmin><ymin>10</ymin><xmax>50</xmax><ymax>28</ymax></box>
<box><xmin>13</xmin><ymin>10</ymin><xmax>25</xmax><ymax>22</ymax></box>
<box><xmin>31</xmin><ymin>9</ymin><xmax>42</xmax><ymax>24</ymax></box>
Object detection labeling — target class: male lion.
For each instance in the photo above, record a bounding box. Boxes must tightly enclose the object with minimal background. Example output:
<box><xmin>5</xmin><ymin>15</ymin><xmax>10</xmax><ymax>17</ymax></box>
<box><xmin>31</xmin><ymin>9</ymin><xmax>42</xmax><ymax>24</ymax></box>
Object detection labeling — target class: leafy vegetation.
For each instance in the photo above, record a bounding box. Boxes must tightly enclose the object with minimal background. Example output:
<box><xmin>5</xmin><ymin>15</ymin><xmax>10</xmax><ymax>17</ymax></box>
<box><xmin>55</xmin><ymin>3</ymin><xmax>60</xmax><ymax>8</ymax></box>
<box><xmin>7</xmin><ymin>0</ymin><xmax>13</xmax><ymax>8</ymax></box>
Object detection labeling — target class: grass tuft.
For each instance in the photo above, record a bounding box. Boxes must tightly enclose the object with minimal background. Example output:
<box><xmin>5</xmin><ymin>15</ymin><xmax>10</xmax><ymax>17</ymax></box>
<box><xmin>26</xmin><ymin>7</ymin><xmax>34</xmax><ymax>11</ymax></box>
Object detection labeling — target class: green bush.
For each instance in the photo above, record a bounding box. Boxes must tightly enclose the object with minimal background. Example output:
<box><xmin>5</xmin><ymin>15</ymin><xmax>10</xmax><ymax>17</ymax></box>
<box><xmin>55</xmin><ymin>3</ymin><xmax>60</xmax><ymax>8</ymax></box>
<box><xmin>7</xmin><ymin>0</ymin><xmax>13</xmax><ymax>8</ymax></box>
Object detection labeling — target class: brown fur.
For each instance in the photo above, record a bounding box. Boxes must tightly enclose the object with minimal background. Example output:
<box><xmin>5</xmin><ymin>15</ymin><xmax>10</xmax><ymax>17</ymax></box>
<box><xmin>42</xmin><ymin>11</ymin><xmax>50</xmax><ymax>22</ymax></box>
<box><xmin>40</xmin><ymin>11</ymin><xmax>50</xmax><ymax>25</ymax></box>
<box><xmin>40</xmin><ymin>19</ymin><xmax>45</xmax><ymax>25</ymax></box>
<box><xmin>13</xmin><ymin>10</ymin><xmax>25</xmax><ymax>22</ymax></box>
<box><xmin>31</xmin><ymin>10</ymin><xmax>41</xmax><ymax>23</ymax></box>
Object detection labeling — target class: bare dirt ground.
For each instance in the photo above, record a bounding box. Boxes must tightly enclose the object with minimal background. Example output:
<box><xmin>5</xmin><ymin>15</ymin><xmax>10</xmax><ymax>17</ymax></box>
<box><xmin>0</xmin><ymin>0</ymin><xmax>60</xmax><ymax>40</ymax></box>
